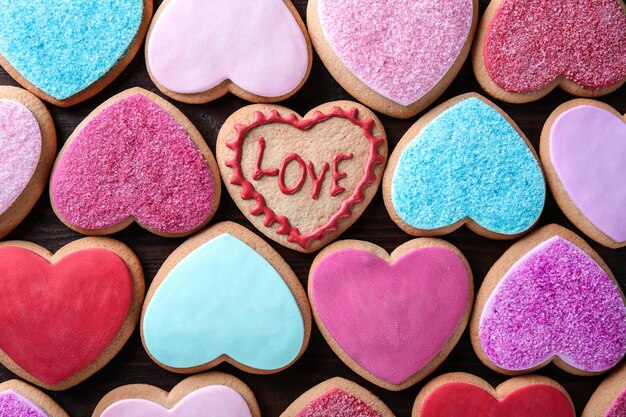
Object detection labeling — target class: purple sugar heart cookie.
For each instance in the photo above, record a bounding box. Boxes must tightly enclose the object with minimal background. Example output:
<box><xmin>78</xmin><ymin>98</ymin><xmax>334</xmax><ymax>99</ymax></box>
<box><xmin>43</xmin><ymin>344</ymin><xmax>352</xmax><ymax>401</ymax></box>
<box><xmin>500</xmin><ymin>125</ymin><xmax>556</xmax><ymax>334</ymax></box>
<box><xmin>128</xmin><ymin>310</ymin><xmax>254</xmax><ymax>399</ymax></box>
<box><xmin>0</xmin><ymin>380</ymin><xmax>69</xmax><ymax>417</ymax></box>
<box><xmin>582</xmin><ymin>363</ymin><xmax>626</xmax><ymax>417</ymax></box>
<box><xmin>471</xmin><ymin>224</ymin><xmax>626</xmax><ymax>375</ymax></box>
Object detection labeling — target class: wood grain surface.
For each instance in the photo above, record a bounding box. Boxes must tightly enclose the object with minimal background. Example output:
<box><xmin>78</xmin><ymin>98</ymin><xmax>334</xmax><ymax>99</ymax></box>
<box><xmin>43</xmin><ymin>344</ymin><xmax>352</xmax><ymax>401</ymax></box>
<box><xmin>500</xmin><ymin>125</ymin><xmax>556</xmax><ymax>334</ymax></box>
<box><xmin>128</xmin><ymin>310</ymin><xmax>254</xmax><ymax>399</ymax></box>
<box><xmin>1</xmin><ymin>1</ymin><xmax>624</xmax><ymax>416</ymax></box>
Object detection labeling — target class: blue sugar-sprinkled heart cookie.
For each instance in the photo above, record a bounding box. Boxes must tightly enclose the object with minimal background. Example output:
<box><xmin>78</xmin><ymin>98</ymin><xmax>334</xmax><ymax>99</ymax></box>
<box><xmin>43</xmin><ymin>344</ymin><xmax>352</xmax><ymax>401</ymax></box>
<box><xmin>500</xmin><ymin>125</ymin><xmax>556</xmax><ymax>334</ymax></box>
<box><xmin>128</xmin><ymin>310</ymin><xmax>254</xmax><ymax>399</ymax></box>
<box><xmin>383</xmin><ymin>93</ymin><xmax>545</xmax><ymax>238</ymax></box>
<box><xmin>0</xmin><ymin>0</ymin><xmax>151</xmax><ymax>107</ymax></box>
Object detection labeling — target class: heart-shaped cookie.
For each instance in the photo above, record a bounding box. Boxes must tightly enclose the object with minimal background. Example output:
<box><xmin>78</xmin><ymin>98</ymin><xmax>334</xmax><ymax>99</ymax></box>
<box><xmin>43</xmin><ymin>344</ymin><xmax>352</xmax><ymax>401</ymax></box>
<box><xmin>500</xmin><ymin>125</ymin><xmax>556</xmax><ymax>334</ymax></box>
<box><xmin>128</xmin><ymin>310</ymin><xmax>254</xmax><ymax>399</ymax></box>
<box><xmin>307</xmin><ymin>0</ymin><xmax>477</xmax><ymax>118</ymax></box>
<box><xmin>141</xmin><ymin>222</ymin><xmax>311</xmax><ymax>374</ymax></box>
<box><xmin>582</xmin><ymin>363</ymin><xmax>626</xmax><ymax>417</ymax></box>
<box><xmin>217</xmin><ymin>102</ymin><xmax>387</xmax><ymax>252</ymax></box>
<box><xmin>93</xmin><ymin>372</ymin><xmax>260</xmax><ymax>417</ymax></box>
<box><xmin>473</xmin><ymin>0</ymin><xmax>626</xmax><ymax>103</ymax></box>
<box><xmin>309</xmin><ymin>239</ymin><xmax>472</xmax><ymax>390</ymax></box>
<box><xmin>541</xmin><ymin>99</ymin><xmax>626</xmax><ymax>249</ymax></box>
<box><xmin>0</xmin><ymin>0</ymin><xmax>152</xmax><ymax>107</ymax></box>
<box><xmin>471</xmin><ymin>224</ymin><xmax>626</xmax><ymax>376</ymax></box>
<box><xmin>0</xmin><ymin>238</ymin><xmax>144</xmax><ymax>390</ymax></box>
<box><xmin>280</xmin><ymin>378</ymin><xmax>395</xmax><ymax>417</ymax></box>
<box><xmin>384</xmin><ymin>93</ymin><xmax>545</xmax><ymax>239</ymax></box>
<box><xmin>0</xmin><ymin>86</ymin><xmax>56</xmax><ymax>240</ymax></box>
<box><xmin>0</xmin><ymin>379</ymin><xmax>69</xmax><ymax>417</ymax></box>
<box><xmin>50</xmin><ymin>88</ymin><xmax>221</xmax><ymax>238</ymax></box>
<box><xmin>146</xmin><ymin>0</ymin><xmax>311</xmax><ymax>104</ymax></box>
<box><xmin>414</xmin><ymin>373</ymin><xmax>575</xmax><ymax>417</ymax></box>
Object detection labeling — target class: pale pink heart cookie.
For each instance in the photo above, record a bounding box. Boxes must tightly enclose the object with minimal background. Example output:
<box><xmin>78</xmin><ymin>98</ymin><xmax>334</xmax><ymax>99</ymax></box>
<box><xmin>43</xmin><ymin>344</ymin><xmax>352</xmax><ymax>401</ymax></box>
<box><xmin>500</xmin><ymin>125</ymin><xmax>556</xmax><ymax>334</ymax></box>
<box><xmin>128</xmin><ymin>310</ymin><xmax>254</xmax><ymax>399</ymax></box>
<box><xmin>93</xmin><ymin>373</ymin><xmax>260</xmax><ymax>417</ymax></box>
<box><xmin>50</xmin><ymin>88</ymin><xmax>221</xmax><ymax>238</ymax></box>
<box><xmin>474</xmin><ymin>0</ymin><xmax>626</xmax><ymax>103</ymax></box>
<box><xmin>307</xmin><ymin>0</ymin><xmax>477</xmax><ymax>118</ymax></box>
<box><xmin>541</xmin><ymin>100</ymin><xmax>626</xmax><ymax>248</ymax></box>
<box><xmin>0</xmin><ymin>86</ymin><xmax>55</xmax><ymax>240</ymax></box>
<box><xmin>308</xmin><ymin>239</ymin><xmax>473</xmax><ymax>390</ymax></box>
<box><xmin>582</xmin><ymin>364</ymin><xmax>626</xmax><ymax>417</ymax></box>
<box><xmin>146</xmin><ymin>0</ymin><xmax>311</xmax><ymax>104</ymax></box>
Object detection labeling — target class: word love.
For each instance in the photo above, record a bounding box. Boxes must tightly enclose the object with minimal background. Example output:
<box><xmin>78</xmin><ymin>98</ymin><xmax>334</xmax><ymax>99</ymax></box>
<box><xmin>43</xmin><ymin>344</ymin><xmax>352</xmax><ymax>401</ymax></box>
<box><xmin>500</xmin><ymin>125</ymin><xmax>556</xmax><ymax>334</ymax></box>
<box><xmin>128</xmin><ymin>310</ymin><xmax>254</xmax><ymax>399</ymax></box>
<box><xmin>253</xmin><ymin>137</ymin><xmax>353</xmax><ymax>199</ymax></box>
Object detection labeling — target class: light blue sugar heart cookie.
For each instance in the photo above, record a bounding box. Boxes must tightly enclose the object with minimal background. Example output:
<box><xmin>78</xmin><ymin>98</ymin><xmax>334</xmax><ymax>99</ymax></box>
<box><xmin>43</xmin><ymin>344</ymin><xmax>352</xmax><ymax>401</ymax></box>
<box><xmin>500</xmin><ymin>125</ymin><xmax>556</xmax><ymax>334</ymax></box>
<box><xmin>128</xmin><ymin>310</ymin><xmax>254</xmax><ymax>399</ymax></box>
<box><xmin>0</xmin><ymin>0</ymin><xmax>149</xmax><ymax>106</ymax></box>
<box><xmin>384</xmin><ymin>94</ymin><xmax>545</xmax><ymax>238</ymax></box>
<box><xmin>141</xmin><ymin>222</ymin><xmax>310</xmax><ymax>373</ymax></box>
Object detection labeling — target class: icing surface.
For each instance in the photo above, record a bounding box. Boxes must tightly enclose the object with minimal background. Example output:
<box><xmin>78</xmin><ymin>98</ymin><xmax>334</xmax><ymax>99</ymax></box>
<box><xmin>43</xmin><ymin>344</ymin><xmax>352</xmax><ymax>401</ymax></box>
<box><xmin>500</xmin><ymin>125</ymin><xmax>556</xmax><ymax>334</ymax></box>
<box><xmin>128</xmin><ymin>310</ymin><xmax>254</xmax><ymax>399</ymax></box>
<box><xmin>606</xmin><ymin>388</ymin><xmax>626</xmax><ymax>417</ymax></box>
<box><xmin>479</xmin><ymin>236</ymin><xmax>626</xmax><ymax>372</ymax></box>
<box><xmin>101</xmin><ymin>385</ymin><xmax>252</xmax><ymax>417</ymax></box>
<box><xmin>0</xmin><ymin>391</ymin><xmax>47</xmax><ymax>417</ymax></box>
<box><xmin>143</xmin><ymin>233</ymin><xmax>305</xmax><ymax>370</ymax></box>
<box><xmin>550</xmin><ymin>105</ymin><xmax>626</xmax><ymax>243</ymax></box>
<box><xmin>295</xmin><ymin>388</ymin><xmax>381</xmax><ymax>417</ymax></box>
<box><xmin>484</xmin><ymin>0</ymin><xmax>626</xmax><ymax>92</ymax></box>
<box><xmin>0</xmin><ymin>0</ymin><xmax>143</xmax><ymax>100</ymax></box>
<box><xmin>0</xmin><ymin>246</ymin><xmax>133</xmax><ymax>385</ymax></box>
<box><xmin>148</xmin><ymin>0</ymin><xmax>308</xmax><ymax>97</ymax></box>
<box><xmin>420</xmin><ymin>382</ymin><xmax>574</xmax><ymax>417</ymax></box>
<box><xmin>318</xmin><ymin>0</ymin><xmax>474</xmax><ymax>105</ymax></box>
<box><xmin>50</xmin><ymin>94</ymin><xmax>215</xmax><ymax>234</ymax></box>
<box><xmin>0</xmin><ymin>99</ymin><xmax>42</xmax><ymax>214</ymax></box>
<box><xmin>311</xmin><ymin>246</ymin><xmax>469</xmax><ymax>384</ymax></box>
<box><xmin>391</xmin><ymin>97</ymin><xmax>545</xmax><ymax>235</ymax></box>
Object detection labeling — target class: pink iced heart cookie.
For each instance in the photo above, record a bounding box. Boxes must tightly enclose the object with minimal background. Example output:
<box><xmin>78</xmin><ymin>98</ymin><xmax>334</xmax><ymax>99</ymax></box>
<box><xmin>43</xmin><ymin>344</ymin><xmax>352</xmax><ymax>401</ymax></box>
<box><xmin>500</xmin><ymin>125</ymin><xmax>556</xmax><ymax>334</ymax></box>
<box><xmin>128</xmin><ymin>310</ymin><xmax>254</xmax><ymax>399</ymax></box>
<box><xmin>50</xmin><ymin>88</ymin><xmax>221</xmax><ymax>237</ymax></box>
<box><xmin>471</xmin><ymin>225</ymin><xmax>626</xmax><ymax>376</ymax></box>
<box><xmin>582</xmin><ymin>364</ymin><xmax>626</xmax><ymax>417</ymax></box>
<box><xmin>307</xmin><ymin>0</ymin><xmax>477</xmax><ymax>118</ymax></box>
<box><xmin>0</xmin><ymin>86</ymin><xmax>55</xmax><ymax>240</ymax></box>
<box><xmin>146</xmin><ymin>0</ymin><xmax>311</xmax><ymax>104</ymax></box>
<box><xmin>94</xmin><ymin>373</ymin><xmax>259</xmax><ymax>417</ymax></box>
<box><xmin>541</xmin><ymin>100</ymin><xmax>626</xmax><ymax>248</ymax></box>
<box><xmin>474</xmin><ymin>0</ymin><xmax>626</xmax><ymax>103</ymax></box>
<box><xmin>309</xmin><ymin>239</ymin><xmax>473</xmax><ymax>390</ymax></box>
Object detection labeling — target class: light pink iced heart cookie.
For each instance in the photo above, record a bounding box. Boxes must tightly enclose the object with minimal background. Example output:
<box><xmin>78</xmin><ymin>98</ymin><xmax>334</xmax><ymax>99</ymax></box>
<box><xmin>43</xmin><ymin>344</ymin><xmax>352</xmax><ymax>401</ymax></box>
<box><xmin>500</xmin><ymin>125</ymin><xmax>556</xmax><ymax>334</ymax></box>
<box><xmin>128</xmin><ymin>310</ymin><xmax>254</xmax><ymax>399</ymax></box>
<box><xmin>582</xmin><ymin>364</ymin><xmax>626</xmax><ymax>417</ymax></box>
<box><xmin>0</xmin><ymin>86</ymin><xmax>55</xmax><ymax>239</ymax></box>
<box><xmin>50</xmin><ymin>88</ymin><xmax>221</xmax><ymax>238</ymax></box>
<box><xmin>307</xmin><ymin>0</ymin><xmax>477</xmax><ymax>118</ymax></box>
<box><xmin>541</xmin><ymin>100</ymin><xmax>626</xmax><ymax>249</ymax></box>
<box><xmin>146</xmin><ymin>0</ymin><xmax>311</xmax><ymax>104</ymax></box>
<box><xmin>93</xmin><ymin>373</ymin><xmax>259</xmax><ymax>417</ymax></box>
<box><xmin>308</xmin><ymin>239</ymin><xmax>473</xmax><ymax>390</ymax></box>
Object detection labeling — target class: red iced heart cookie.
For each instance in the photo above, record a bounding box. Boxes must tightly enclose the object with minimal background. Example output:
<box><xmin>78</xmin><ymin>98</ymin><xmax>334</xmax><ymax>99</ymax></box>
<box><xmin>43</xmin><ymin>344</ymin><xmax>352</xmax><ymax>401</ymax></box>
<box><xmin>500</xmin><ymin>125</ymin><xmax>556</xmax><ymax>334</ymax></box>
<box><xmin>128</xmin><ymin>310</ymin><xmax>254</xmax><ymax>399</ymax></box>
<box><xmin>0</xmin><ymin>239</ymin><xmax>144</xmax><ymax>390</ymax></box>
<box><xmin>414</xmin><ymin>373</ymin><xmax>575</xmax><ymax>417</ymax></box>
<box><xmin>216</xmin><ymin>102</ymin><xmax>387</xmax><ymax>253</ymax></box>
<box><xmin>473</xmin><ymin>0</ymin><xmax>626</xmax><ymax>103</ymax></box>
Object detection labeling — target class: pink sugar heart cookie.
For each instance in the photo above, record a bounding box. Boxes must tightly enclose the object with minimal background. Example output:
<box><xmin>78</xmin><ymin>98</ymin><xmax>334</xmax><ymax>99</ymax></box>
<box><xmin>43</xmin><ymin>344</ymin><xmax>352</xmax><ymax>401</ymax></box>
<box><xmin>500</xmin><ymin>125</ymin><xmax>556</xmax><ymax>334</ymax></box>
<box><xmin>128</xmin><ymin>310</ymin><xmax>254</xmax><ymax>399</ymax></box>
<box><xmin>0</xmin><ymin>379</ymin><xmax>70</xmax><ymax>417</ymax></box>
<box><xmin>307</xmin><ymin>0</ymin><xmax>477</xmax><ymax>118</ymax></box>
<box><xmin>146</xmin><ymin>0</ymin><xmax>311</xmax><ymax>104</ymax></box>
<box><xmin>309</xmin><ymin>238</ymin><xmax>473</xmax><ymax>390</ymax></box>
<box><xmin>0</xmin><ymin>86</ymin><xmax>55</xmax><ymax>240</ymax></box>
<box><xmin>582</xmin><ymin>363</ymin><xmax>626</xmax><ymax>417</ymax></box>
<box><xmin>471</xmin><ymin>224</ymin><xmax>626</xmax><ymax>376</ymax></box>
<box><xmin>473</xmin><ymin>0</ymin><xmax>626</xmax><ymax>103</ymax></box>
<box><xmin>50</xmin><ymin>88</ymin><xmax>221</xmax><ymax>238</ymax></box>
<box><xmin>541</xmin><ymin>99</ymin><xmax>626</xmax><ymax>249</ymax></box>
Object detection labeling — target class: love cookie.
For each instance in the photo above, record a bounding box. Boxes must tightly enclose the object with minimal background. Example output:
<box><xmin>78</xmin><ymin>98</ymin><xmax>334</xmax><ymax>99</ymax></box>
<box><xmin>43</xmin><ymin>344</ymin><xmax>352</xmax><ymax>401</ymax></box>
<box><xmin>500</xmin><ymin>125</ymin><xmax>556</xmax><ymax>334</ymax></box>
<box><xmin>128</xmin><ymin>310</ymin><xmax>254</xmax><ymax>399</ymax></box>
<box><xmin>541</xmin><ymin>99</ymin><xmax>626</xmax><ymax>249</ymax></box>
<box><xmin>0</xmin><ymin>380</ymin><xmax>69</xmax><ymax>417</ymax></box>
<box><xmin>473</xmin><ymin>0</ymin><xmax>626</xmax><ymax>103</ymax></box>
<box><xmin>309</xmin><ymin>238</ymin><xmax>473</xmax><ymax>390</ymax></box>
<box><xmin>280</xmin><ymin>378</ymin><xmax>395</xmax><ymax>417</ymax></box>
<box><xmin>50</xmin><ymin>88</ymin><xmax>221</xmax><ymax>238</ymax></box>
<box><xmin>0</xmin><ymin>0</ymin><xmax>152</xmax><ymax>107</ymax></box>
<box><xmin>216</xmin><ymin>102</ymin><xmax>387</xmax><ymax>252</ymax></box>
<box><xmin>0</xmin><ymin>86</ymin><xmax>56</xmax><ymax>240</ymax></box>
<box><xmin>307</xmin><ymin>0</ymin><xmax>477</xmax><ymax>118</ymax></box>
<box><xmin>0</xmin><ymin>238</ymin><xmax>144</xmax><ymax>390</ymax></box>
<box><xmin>93</xmin><ymin>372</ymin><xmax>260</xmax><ymax>417</ymax></box>
<box><xmin>146</xmin><ymin>0</ymin><xmax>311</xmax><ymax>104</ymax></box>
<box><xmin>383</xmin><ymin>93</ymin><xmax>545</xmax><ymax>239</ymax></box>
<box><xmin>471</xmin><ymin>224</ymin><xmax>626</xmax><ymax>376</ymax></box>
<box><xmin>582</xmin><ymin>363</ymin><xmax>626</xmax><ymax>417</ymax></box>
<box><xmin>141</xmin><ymin>221</ymin><xmax>311</xmax><ymax>374</ymax></box>
<box><xmin>413</xmin><ymin>373</ymin><xmax>575</xmax><ymax>417</ymax></box>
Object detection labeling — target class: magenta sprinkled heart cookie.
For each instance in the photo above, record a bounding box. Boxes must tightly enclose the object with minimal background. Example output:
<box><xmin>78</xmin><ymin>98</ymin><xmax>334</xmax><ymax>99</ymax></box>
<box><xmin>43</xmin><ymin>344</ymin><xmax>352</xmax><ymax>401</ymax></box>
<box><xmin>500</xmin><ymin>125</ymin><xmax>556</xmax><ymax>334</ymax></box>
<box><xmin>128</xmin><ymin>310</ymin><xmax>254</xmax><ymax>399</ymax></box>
<box><xmin>0</xmin><ymin>380</ymin><xmax>69</xmax><ymax>417</ymax></box>
<box><xmin>541</xmin><ymin>100</ymin><xmax>626</xmax><ymax>248</ymax></box>
<box><xmin>582</xmin><ymin>364</ymin><xmax>626</xmax><ymax>417</ymax></box>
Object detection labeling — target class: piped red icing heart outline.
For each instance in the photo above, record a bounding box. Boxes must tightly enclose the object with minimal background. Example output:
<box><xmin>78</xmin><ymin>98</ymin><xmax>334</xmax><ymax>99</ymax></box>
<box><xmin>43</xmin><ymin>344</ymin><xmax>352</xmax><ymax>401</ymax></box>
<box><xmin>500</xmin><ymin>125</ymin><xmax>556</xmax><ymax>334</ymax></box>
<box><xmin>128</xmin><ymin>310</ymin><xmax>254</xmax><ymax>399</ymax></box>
<box><xmin>224</xmin><ymin>107</ymin><xmax>385</xmax><ymax>250</ymax></box>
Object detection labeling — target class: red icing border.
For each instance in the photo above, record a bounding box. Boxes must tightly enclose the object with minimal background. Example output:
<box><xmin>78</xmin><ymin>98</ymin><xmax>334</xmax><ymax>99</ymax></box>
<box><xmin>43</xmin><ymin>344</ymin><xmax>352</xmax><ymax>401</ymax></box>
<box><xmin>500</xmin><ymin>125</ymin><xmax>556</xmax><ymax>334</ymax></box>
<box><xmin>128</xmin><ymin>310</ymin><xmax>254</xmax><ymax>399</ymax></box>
<box><xmin>225</xmin><ymin>108</ymin><xmax>385</xmax><ymax>249</ymax></box>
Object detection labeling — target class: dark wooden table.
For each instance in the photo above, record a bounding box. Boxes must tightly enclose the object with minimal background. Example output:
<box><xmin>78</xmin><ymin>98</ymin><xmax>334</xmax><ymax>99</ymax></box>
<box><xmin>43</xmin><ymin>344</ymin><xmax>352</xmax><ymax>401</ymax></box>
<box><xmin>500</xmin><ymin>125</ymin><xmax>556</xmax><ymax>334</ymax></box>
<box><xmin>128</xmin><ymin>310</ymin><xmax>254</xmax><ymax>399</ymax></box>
<box><xmin>1</xmin><ymin>1</ymin><xmax>624</xmax><ymax>416</ymax></box>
